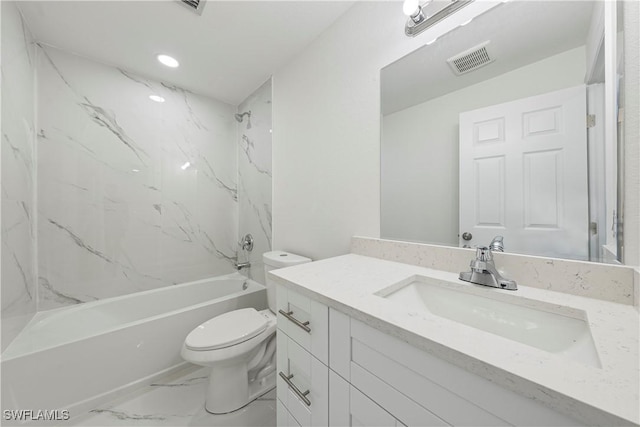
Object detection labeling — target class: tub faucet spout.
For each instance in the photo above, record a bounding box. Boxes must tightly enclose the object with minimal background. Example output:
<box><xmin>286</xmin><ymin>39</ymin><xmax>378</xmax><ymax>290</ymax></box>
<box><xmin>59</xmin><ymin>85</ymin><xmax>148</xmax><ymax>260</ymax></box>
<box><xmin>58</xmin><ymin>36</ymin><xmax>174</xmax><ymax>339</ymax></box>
<box><xmin>235</xmin><ymin>261</ymin><xmax>251</xmax><ymax>271</ymax></box>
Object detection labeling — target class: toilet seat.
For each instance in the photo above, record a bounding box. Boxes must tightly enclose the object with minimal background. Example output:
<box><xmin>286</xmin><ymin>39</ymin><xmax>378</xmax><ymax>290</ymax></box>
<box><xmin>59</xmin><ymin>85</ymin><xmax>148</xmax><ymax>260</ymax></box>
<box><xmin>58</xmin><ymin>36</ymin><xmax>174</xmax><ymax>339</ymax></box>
<box><xmin>185</xmin><ymin>308</ymin><xmax>268</xmax><ymax>351</ymax></box>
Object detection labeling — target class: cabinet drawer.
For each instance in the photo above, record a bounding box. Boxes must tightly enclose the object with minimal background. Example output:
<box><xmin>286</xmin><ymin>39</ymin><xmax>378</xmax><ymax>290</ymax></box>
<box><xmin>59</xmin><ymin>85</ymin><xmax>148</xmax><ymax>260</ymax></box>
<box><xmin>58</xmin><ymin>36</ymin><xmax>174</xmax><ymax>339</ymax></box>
<box><xmin>277</xmin><ymin>285</ymin><xmax>328</xmax><ymax>364</ymax></box>
<box><xmin>277</xmin><ymin>332</ymin><xmax>328</xmax><ymax>426</ymax></box>
<box><xmin>278</xmin><ymin>398</ymin><xmax>302</xmax><ymax>427</ymax></box>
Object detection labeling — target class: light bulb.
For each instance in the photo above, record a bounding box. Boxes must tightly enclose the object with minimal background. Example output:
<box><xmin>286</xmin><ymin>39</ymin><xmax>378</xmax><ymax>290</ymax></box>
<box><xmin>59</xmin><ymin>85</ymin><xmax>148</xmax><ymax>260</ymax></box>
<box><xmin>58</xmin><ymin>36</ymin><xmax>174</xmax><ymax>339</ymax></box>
<box><xmin>157</xmin><ymin>54</ymin><xmax>179</xmax><ymax>68</ymax></box>
<box><xmin>403</xmin><ymin>0</ymin><xmax>420</xmax><ymax>17</ymax></box>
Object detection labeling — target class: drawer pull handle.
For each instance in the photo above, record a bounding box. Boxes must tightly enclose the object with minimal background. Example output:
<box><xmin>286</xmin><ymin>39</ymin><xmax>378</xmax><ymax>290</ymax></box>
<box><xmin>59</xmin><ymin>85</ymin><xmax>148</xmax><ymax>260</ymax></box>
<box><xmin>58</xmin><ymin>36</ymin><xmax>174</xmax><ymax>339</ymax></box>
<box><xmin>279</xmin><ymin>372</ymin><xmax>311</xmax><ymax>406</ymax></box>
<box><xmin>278</xmin><ymin>309</ymin><xmax>311</xmax><ymax>333</ymax></box>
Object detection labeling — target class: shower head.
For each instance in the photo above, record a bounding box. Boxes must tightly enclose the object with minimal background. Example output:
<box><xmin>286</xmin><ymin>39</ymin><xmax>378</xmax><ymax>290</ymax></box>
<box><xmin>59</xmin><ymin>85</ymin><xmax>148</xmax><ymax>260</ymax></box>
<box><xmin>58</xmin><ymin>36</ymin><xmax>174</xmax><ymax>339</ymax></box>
<box><xmin>234</xmin><ymin>111</ymin><xmax>251</xmax><ymax>122</ymax></box>
<box><xmin>234</xmin><ymin>111</ymin><xmax>252</xmax><ymax>129</ymax></box>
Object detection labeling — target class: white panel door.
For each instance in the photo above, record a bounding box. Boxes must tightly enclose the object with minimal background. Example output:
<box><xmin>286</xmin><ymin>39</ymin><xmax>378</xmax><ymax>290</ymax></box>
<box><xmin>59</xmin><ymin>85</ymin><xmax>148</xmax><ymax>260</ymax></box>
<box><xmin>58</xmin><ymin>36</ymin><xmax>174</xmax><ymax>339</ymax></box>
<box><xmin>459</xmin><ymin>85</ymin><xmax>589</xmax><ymax>260</ymax></box>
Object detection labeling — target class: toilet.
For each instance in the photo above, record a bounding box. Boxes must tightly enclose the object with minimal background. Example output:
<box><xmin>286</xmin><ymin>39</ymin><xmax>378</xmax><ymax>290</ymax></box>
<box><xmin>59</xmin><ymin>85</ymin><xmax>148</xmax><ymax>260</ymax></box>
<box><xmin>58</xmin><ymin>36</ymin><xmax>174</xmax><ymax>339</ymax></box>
<box><xmin>181</xmin><ymin>251</ymin><xmax>311</xmax><ymax>414</ymax></box>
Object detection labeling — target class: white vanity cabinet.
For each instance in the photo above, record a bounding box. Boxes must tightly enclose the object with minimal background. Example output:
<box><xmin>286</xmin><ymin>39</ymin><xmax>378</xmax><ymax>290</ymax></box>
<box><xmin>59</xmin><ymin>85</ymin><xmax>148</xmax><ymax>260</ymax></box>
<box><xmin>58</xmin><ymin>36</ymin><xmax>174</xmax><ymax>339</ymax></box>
<box><xmin>276</xmin><ymin>285</ymin><xmax>583</xmax><ymax>427</ymax></box>
<box><xmin>276</xmin><ymin>285</ymin><xmax>329</xmax><ymax>426</ymax></box>
<box><xmin>328</xmin><ymin>308</ymin><xmax>583</xmax><ymax>427</ymax></box>
<box><xmin>330</xmin><ymin>370</ymin><xmax>405</xmax><ymax>427</ymax></box>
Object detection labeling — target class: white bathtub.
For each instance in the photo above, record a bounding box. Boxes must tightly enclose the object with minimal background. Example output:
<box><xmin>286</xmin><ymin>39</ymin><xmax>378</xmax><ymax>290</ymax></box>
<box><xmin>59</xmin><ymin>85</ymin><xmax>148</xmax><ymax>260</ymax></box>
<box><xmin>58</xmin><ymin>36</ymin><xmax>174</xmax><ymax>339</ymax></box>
<box><xmin>0</xmin><ymin>273</ymin><xmax>266</xmax><ymax>421</ymax></box>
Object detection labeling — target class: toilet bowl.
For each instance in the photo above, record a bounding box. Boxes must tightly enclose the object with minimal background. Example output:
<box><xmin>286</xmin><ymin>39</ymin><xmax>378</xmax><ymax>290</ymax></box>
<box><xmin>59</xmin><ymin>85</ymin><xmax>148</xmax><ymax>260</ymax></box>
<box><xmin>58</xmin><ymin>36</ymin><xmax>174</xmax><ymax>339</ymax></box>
<box><xmin>181</xmin><ymin>251</ymin><xmax>311</xmax><ymax>414</ymax></box>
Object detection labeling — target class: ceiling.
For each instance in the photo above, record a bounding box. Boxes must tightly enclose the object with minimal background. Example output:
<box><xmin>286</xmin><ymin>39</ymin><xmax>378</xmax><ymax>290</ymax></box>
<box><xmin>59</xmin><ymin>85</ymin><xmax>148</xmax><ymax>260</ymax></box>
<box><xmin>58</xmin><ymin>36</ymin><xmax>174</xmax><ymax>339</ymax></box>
<box><xmin>18</xmin><ymin>0</ymin><xmax>355</xmax><ymax>106</ymax></box>
<box><xmin>382</xmin><ymin>1</ymin><xmax>596</xmax><ymax>115</ymax></box>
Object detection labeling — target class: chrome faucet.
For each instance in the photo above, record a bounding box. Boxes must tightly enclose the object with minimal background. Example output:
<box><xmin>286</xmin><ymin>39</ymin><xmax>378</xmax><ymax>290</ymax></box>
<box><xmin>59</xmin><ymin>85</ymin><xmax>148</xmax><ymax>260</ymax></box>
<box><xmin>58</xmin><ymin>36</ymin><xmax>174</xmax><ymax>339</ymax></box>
<box><xmin>235</xmin><ymin>261</ymin><xmax>251</xmax><ymax>271</ymax></box>
<box><xmin>489</xmin><ymin>235</ymin><xmax>504</xmax><ymax>252</ymax></box>
<box><xmin>235</xmin><ymin>233</ymin><xmax>253</xmax><ymax>270</ymax></box>
<box><xmin>459</xmin><ymin>246</ymin><xmax>517</xmax><ymax>290</ymax></box>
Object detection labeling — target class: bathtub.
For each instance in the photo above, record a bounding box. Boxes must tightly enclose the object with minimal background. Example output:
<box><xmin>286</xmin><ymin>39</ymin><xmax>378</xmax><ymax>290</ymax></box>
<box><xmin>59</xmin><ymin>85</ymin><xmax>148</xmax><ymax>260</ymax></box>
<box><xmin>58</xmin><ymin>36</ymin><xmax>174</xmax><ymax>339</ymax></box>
<box><xmin>0</xmin><ymin>273</ymin><xmax>266</xmax><ymax>421</ymax></box>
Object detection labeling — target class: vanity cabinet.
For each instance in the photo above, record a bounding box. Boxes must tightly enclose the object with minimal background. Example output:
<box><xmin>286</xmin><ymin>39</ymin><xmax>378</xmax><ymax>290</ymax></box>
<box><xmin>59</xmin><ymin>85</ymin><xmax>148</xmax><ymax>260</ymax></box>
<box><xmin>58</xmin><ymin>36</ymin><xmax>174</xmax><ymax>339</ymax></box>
<box><xmin>276</xmin><ymin>285</ymin><xmax>582</xmax><ymax>427</ymax></box>
<box><xmin>330</xmin><ymin>370</ymin><xmax>405</xmax><ymax>427</ymax></box>
<box><xmin>276</xmin><ymin>285</ymin><xmax>329</xmax><ymax>426</ymax></box>
<box><xmin>328</xmin><ymin>309</ymin><xmax>582</xmax><ymax>427</ymax></box>
<box><xmin>276</xmin><ymin>284</ymin><xmax>329</xmax><ymax>364</ymax></box>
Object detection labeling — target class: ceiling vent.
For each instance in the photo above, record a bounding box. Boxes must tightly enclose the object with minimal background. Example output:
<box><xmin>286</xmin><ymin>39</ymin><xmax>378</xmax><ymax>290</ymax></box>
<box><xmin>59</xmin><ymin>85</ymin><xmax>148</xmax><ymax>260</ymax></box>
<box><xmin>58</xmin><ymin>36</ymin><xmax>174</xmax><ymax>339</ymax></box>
<box><xmin>179</xmin><ymin>0</ymin><xmax>206</xmax><ymax>15</ymax></box>
<box><xmin>447</xmin><ymin>41</ymin><xmax>495</xmax><ymax>75</ymax></box>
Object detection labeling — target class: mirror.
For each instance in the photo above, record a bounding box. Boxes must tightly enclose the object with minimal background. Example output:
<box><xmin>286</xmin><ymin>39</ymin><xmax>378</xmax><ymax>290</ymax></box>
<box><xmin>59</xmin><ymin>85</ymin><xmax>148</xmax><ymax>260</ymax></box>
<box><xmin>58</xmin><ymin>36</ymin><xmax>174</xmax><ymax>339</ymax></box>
<box><xmin>381</xmin><ymin>0</ymin><xmax>624</xmax><ymax>263</ymax></box>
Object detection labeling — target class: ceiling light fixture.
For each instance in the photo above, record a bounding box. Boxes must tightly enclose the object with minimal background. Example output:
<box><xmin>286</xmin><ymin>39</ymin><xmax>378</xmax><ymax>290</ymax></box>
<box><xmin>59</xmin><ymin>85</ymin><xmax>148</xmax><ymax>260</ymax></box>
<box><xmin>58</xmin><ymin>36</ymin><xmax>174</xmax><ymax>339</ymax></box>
<box><xmin>149</xmin><ymin>95</ymin><xmax>165</xmax><ymax>103</ymax></box>
<box><xmin>181</xmin><ymin>161</ymin><xmax>191</xmax><ymax>170</ymax></box>
<box><xmin>157</xmin><ymin>54</ymin><xmax>180</xmax><ymax>68</ymax></box>
<box><xmin>404</xmin><ymin>0</ymin><xmax>474</xmax><ymax>38</ymax></box>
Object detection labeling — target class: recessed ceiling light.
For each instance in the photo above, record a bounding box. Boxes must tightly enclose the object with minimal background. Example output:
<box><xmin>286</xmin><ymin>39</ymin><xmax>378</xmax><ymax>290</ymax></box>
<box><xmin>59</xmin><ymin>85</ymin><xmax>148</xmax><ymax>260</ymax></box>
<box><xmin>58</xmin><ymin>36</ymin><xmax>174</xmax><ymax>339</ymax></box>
<box><xmin>157</xmin><ymin>54</ymin><xmax>179</xmax><ymax>68</ymax></box>
<box><xmin>149</xmin><ymin>95</ymin><xmax>165</xmax><ymax>103</ymax></box>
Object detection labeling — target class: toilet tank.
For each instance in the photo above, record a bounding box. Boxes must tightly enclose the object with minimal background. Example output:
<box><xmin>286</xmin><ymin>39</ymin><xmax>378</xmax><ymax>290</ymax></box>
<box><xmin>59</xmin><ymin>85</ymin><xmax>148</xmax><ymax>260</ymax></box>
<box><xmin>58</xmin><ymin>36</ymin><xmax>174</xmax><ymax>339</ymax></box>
<box><xmin>263</xmin><ymin>251</ymin><xmax>311</xmax><ymax>313</ymax></box>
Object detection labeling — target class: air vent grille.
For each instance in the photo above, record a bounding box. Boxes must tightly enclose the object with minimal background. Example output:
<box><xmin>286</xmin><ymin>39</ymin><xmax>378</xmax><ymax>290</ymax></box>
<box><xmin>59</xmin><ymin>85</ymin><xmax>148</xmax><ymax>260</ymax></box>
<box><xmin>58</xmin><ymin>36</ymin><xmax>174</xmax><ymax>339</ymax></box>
<box><xmin>179</xmin><ymin>0</ymin><xmax>206</xmax><ymax>15</ymax></box>
<box><xmin>447</xmin><ymin>41</ymin><xmax>495</xmax><ymax>75</ymax></box>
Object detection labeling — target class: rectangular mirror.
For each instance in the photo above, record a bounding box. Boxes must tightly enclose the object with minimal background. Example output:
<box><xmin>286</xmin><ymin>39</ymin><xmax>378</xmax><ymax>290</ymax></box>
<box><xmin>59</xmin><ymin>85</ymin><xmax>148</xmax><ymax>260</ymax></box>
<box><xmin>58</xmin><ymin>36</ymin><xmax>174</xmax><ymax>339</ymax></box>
<box><xmin>381</xmin><ymin>0</ymin><xmax>624</xmax><ymax>263</ymax></box>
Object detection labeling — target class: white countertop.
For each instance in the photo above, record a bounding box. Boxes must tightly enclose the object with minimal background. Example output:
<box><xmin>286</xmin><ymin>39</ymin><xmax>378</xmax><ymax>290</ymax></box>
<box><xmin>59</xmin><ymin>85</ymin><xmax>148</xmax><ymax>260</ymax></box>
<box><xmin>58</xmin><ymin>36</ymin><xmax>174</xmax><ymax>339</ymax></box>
<box><xmin>269</xmin><ymin>254</ymin><xmax>640</xmax><ymax>426</ymax></box>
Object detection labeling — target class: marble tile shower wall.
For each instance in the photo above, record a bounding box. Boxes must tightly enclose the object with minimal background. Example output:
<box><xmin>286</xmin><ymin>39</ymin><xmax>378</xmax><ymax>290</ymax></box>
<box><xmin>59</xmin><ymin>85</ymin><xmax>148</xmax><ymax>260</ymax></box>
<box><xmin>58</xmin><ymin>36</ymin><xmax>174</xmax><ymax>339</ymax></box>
<box><xmin>37</xmin><ymin>46</ymin><xmax>239</xmax><ymax>310</ymax></box>
<box><xmin>237</xmin><ymin>80</ymin><xmax>272</xmax><ymax>285</ymax></box>
<box><xmin>1</xmin><ymin>3</ymin><xmax>37</xmax><ymax>351</ymax></box>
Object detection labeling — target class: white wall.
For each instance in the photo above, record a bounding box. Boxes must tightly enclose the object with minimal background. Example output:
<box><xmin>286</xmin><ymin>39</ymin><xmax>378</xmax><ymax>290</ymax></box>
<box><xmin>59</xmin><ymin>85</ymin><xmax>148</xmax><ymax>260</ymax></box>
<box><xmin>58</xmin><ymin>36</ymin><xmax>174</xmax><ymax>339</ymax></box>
<box><xmin>381</xmin><ymin>46</ymin><xmax>586</xmax><ymax>246</ymax></box>
<box><xmin>273</xmin><ymin>0</ymin><xmax>638</xmax><ymax>268</ymax></box>
<box><xmin>272</xmin><ymin>1</ymin><xmax>499</xmax><ymax>261</ymax></box>
<box><xmin>1</xmin><ymin>2</ymin><xmax>37</xmax><ymax>351</ymax></box>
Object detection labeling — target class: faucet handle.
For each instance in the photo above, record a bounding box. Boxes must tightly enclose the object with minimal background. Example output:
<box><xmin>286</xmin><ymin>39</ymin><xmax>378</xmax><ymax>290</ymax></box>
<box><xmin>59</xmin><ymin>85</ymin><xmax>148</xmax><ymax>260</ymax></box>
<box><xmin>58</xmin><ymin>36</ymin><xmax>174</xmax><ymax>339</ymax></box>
<box><xmin>489</xmin><ymin>236</ymin><xmax>504</xmax><ymax>252</ymax></box>
<box><xmin>239</xmin><ymin>234</ymin><xmax>254</xmax><ymax>252</ymax></box>
<box><xmin>475</xmin><ymin>246</ymin><xmax>493</xmax><ymax>262</ymax></box>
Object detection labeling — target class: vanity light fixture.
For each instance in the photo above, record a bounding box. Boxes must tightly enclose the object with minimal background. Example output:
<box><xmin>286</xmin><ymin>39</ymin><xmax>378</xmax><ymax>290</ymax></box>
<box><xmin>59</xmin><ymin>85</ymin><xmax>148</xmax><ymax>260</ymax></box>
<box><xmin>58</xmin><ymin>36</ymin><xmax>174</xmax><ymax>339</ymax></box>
<box><xmin>404</xmin><ymin>0</ymin><xmax>474</xmax><ymax>37</ymax></box>
<box><xmin>157</xmin><ymin>54</ymin><xmax>180</xmax><ymax>68</ymax></box>
<box><xmin>149</xmin><ymin>95</ymin><xmax>165</xmax><ymax>103</ymax></box>
<box><xmin>403</xmin><ymin>0</ymin><xmax>426</xmax><ymax>25</ymax></box>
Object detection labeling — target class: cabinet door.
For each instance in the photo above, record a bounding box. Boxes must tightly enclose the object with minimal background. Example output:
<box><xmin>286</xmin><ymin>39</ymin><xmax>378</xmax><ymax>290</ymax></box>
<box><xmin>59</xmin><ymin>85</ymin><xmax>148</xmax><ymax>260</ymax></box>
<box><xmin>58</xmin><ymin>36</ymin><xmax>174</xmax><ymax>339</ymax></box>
<box><xmin>329</xmin><ymin>369</ymin><xmax>404</xmax><ymax>427</ymax></box>
<box><xmin>277</xmin><ymin>285</ymin><xmax>329</xmax><ymax>364</ymax></box>
<box><xmin>277</xmin><ymin>332</ymin><xmax>328</xmax><ymax>426</ymax></box>
<box><xmin>332</xmin><ymin>316</ymin><xmax>582</xmax><ymax>427</ymax></box>
<box><xmin>278</xmin><ymin>399</ymin><xmax>301</xmax><ymax>427</ymax></box>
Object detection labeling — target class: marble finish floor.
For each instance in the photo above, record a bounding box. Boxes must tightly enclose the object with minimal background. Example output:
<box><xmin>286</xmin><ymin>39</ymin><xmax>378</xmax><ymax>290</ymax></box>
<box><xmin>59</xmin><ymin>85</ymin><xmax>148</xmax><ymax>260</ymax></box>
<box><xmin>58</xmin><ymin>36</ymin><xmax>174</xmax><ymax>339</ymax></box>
<box><xmin>70</xmin><ymin>366</ymin><xmax>276</xmax><ymax>427</ymax></box>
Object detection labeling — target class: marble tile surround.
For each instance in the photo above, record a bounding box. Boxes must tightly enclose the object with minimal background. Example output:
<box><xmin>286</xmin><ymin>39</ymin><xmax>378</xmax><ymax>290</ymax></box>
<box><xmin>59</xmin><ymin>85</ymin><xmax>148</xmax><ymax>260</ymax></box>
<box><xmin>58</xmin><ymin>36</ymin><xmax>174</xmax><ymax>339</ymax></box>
<box><xmin>37</xmin><ymin>46</ymin><xmax>239</xmax><ymax>310</ymax></box>
<box><xmin>351</xmin><ymin>236</ymin><xmax>636</xmax><ymax>305</ymax></box>
<box><xmin>237</xmin><ymin>80</ymin><xmax>272</xmax><ymax>285</ymax></box>
<box><xmin>1</xmin><ymin>2</ymin><xmax>37</xmax><ymax>351</ymax></box>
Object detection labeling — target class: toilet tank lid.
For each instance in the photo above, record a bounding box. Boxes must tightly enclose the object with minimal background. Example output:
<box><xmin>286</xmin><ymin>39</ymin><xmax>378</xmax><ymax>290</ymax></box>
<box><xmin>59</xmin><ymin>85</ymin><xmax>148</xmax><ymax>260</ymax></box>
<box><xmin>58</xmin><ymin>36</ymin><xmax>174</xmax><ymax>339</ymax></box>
<box><xmin>263</xmin><ymin>251</ymin><xmax>311</xmax><ymax>268</ymax></box>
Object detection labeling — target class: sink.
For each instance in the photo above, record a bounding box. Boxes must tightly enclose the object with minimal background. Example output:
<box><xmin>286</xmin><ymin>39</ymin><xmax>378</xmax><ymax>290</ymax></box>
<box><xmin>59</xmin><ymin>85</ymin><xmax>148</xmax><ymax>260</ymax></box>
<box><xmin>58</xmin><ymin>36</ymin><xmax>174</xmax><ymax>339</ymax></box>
<box><xmin>376</xmin><ymin>275</ymin><xmax>601</xmax><ymax>368</ymax></box>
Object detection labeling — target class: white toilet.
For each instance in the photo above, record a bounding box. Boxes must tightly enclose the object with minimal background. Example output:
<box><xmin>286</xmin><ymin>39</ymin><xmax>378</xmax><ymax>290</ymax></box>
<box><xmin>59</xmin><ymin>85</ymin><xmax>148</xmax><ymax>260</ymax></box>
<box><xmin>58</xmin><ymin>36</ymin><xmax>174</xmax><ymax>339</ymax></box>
<box><xmin>181</xmin><ymin>251</ymin><xmax>311</xmax><ymax>414</ymax></box>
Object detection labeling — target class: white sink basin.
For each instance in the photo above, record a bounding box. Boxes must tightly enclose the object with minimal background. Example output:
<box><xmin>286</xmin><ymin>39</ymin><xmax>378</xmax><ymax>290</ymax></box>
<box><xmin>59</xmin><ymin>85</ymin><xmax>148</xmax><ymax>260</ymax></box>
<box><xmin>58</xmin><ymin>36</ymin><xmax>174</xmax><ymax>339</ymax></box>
<box><xmin>376</xmin><ymin>275</ymin><xmax>601</xmax><ymax>368</ymax></box>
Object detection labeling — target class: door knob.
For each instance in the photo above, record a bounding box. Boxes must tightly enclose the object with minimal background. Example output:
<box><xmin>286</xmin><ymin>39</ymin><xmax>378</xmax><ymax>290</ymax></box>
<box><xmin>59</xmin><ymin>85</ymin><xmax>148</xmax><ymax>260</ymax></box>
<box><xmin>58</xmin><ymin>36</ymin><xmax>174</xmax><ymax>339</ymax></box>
<box><xmin>462</xmin><ymin>232</ymin><xmax>472</xmax><ymax>241</ymax></box>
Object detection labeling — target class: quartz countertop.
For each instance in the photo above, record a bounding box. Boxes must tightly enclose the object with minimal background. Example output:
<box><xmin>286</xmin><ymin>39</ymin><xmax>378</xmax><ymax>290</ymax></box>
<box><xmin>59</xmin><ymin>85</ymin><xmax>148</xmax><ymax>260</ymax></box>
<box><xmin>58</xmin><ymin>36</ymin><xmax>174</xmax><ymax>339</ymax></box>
<box><xmin>269</xmin><ymin>254</ymin><xmax>640</xmax><ymax>426</ymax></box>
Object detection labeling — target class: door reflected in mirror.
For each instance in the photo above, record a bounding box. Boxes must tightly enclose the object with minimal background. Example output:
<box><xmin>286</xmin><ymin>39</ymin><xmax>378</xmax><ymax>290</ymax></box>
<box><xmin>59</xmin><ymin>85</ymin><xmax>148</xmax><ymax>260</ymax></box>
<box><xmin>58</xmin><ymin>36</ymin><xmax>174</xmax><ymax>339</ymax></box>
<box><xmin>381</xmin><ymin>0</ymin><xmax>624</xmax><ymax>263</ymax></box>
